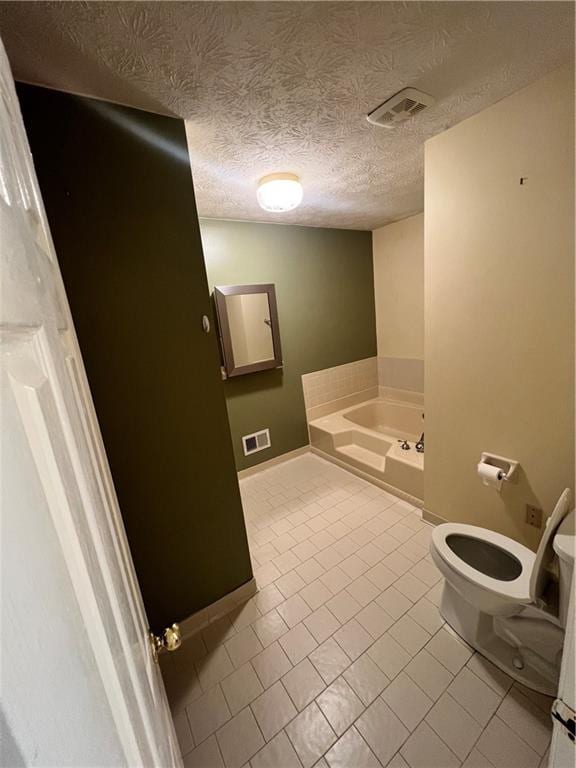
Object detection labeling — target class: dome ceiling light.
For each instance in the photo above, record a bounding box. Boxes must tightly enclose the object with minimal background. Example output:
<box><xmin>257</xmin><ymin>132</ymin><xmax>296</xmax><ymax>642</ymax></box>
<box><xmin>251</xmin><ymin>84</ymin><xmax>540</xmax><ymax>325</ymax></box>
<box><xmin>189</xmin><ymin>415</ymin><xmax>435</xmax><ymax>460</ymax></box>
<box><xmin>257</xmin><ymin>173</ymin><xmax>303</xmax><ymax>212</ymax></box>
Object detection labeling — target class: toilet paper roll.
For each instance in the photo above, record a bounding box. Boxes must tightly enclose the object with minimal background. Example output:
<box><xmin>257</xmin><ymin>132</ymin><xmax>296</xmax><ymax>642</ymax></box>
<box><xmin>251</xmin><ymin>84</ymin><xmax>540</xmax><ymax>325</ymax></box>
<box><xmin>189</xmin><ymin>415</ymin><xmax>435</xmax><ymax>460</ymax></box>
<box><xmin>477</xmin><ymin>462</ymin><xmax>504</xmax><ymax>490</ymax></box>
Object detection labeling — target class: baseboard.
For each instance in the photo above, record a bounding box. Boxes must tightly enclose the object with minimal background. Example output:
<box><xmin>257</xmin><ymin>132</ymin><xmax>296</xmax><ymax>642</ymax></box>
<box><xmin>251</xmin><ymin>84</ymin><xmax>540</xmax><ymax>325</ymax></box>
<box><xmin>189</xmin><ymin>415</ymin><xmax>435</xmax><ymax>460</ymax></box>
<box><xmin>178</xmin><ymin>577</ymin><xmax>257</xmax><ymax>640</ymax></box>
<box><xmin>422</xmin><ymin>508</ymin><xmax>446</xmax><ymax>526</ymax></box>
<box><xmin>311</xmin><ymin>446</ymin><xmax>423</xmax><ymax>509</ymax></box>
<box><xmin>237</xmin><ymin>445</ymin><xmax>310</xmax><ymax>480</ymax></box>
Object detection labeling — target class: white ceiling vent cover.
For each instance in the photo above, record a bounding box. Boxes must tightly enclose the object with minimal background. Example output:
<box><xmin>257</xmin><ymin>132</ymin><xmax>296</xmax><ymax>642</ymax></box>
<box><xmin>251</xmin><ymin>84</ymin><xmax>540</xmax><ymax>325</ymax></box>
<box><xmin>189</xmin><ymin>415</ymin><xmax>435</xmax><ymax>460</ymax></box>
<box><xmin>242</xmin><ymin>429</ymin><xmax>271</xmax><ymax>456</ymax></box>
<box><xmin>367</xmin><ymin>88</ymin><xmax>435</xmax><ymax>129</ymax></box>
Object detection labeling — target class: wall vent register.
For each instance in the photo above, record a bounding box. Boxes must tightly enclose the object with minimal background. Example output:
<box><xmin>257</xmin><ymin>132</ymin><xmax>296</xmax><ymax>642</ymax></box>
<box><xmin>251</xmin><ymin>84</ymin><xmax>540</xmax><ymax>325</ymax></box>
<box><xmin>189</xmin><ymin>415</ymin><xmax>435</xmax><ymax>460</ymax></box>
<box><xmin>242</xmin><ymin>429</ymin><xmax>271</xmax><ymax>456</ymax></box>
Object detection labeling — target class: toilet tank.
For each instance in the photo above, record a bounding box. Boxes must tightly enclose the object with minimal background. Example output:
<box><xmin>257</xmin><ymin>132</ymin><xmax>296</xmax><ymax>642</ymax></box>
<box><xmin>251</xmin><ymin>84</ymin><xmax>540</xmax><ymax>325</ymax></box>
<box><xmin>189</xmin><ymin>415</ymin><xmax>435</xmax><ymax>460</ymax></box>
<box><xmin>553</xmin><ymin>509</ymin><xmax>575</xmax><ymax>627</ymax></box>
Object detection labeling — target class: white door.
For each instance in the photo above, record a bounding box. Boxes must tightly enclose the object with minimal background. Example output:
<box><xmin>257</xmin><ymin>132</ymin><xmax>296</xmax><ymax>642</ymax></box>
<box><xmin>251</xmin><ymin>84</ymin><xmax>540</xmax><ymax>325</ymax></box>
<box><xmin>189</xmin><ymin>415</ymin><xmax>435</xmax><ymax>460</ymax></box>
<box><xmin>0</xmin><ymin>39</ymin><xmax>181</xmax><ymax>768</ymax></box>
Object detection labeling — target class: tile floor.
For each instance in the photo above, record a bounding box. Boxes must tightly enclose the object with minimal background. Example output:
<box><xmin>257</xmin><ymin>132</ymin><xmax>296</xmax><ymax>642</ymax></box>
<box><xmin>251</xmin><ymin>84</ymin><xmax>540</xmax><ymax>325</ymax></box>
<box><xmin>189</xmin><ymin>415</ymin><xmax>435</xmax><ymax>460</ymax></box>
<box><xmin>160</xmin><ymin>454</ymin><xmax>553</xmax><ymax>768</ymax></box>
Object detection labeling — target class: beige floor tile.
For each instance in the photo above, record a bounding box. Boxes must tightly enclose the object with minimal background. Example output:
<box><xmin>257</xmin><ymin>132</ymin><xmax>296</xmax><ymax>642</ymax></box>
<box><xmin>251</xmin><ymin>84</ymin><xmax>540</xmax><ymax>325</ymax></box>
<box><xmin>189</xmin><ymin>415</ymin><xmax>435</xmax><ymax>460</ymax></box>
<box><xmin>343</xmin><ymin>652</ymin><xmax>389</xmax><ymax>706</ymax></box>
<box><xmin>163</xmin><ymin>659</ymin><xmax>203</xmax><ymax>712</ymax></box>
<box><xmin>326</xmin><ymin>591</ymin><xmax>361</xmax><ymax>623</ymax></box>
<box><xmin>388</xmin><ymin>615</ymin><xmax>431</xmax><ymax>657</ymax></box>
<box><xmin>388</xmin><ymin>522</ymin><xmax>414</xmax><ymax>543</ymax></box>
<box><xmin>280</xmin><ymin>623</ymin><xmax>318</xmax><ymax>665</ymax></box>
<box><xmin>195</xmin><ymin>646</ymin><xmax>235</xmax><ymax>692</ymax></box>
<box><xmin>345</xmin><ymin>576</ymin><xmax>381</xmax><ymax>607</ymax></box>
<box><xmin>301</xmin><ymin>579</ymin><xmax>333</xmax><ymax>611</ymax></box>
<box><xmin>251</xmin><ymin>730</ymin><xmax>303</xmax><ymax>768</ymax></box>
<box><xmin>426</xmin><ymin>691</ymin><xmax>482</xmax><ymax>759</ymax></box>
<box><xmin>448</xmin><ymin>667</ymin><xmax>501</xmax><ymax>726</ymax></box>
<box><xmin>182</xmin><ymin>735</ymin><xmax>224</xmax><ymax>768</ymax></box>
<box><xmin>461</xmin><ymin>748</ymin><xmax>496</xmax><ymax>768</ymax></box>
<box><xmin>476</xmin><ymin>716</ymin><xmax>540</xmax><ymax>768</ymax></box>
<box><xmin>400</xmin><ymin>721</ymin><xmax>460</xmax><ymax>768</ymax></box>
<box><xmin>296</xmin><ymin>557</ymin><xmax>325</xmax><ymax>583</ymax></box>
<box><xmin>251</xmin><ymin>681</ymin><xmax>297</xmax><ymax>741</ymax></box>
<box><xmin>321</xmin><ymin>566</ymin><xmax>352</xmax><ymax>595</ymax></box>
<box><xmin>411</xmin><ymin>559</ymin><xmax>442</xmax><ymax>587</ymax></box>
<box><xmin>356</xmin><ymin>697</ymin><xmax>409</xmax><ymax>766</ymax></box>
<box><xmin>216</xmin><ymin>706</ymin><xmax>265</xmax><ymax>768</ymax></box>
<box><xmin>316</xmin><ymin>677</ymin><xmax>365</xmax><ymax>735</ymax></box>
<box><xmin>382</xmin><ymin>672</ymin><xmax>433</xmax><ymax>731</ymax></box>
<box><xmin>376</xmin><ymin>586</ymin><xmax>413</xmax><ymax>620</ymax></box>
<box><xmin>277</xmin><ymin>570</ymin><xmax>307</xmax><ymax>599</ymax></box>
<box><xmin>496</xmin><ymin>688</ymin><xmax>552</xmax><ymax>756</ymax></box>
<box><xmin>339</xmin><ymin>554</ymin><xmax>370</xmax><ymax>580</ymax></box>
<box><xmin>285</xmin><ymin>701</ymin><xmax>337</xmax><ymax>768</ymax></box>
<box><xmin>425</xmin><ymin>627</ymin><xmax>472</xmax><ymax>674</ymax></box>
<box><xmin>368</xmin><ymin>633</ymin><xmax>410</xmax><ymax>679</ymax></box>
<box><xmin>173</xmin><ymin>709</ymin><xmax>194</xmax><ymax>756</ymax></box>
<box><xmin>309</xmin><ymin>637</ymin><xmax>352</xmax><ymax>684</ymax></box>
<box><xmin>253</xmin><ymin>608</ymin><xmax>289</xmax><ymax>648</ymax></box>
<box><xmin>202</xmin><ymin>616</ymin><xmax>236</xmax><ymax>652</ymax></box>
<box><xmin>365</xmin><ymin>562</ymin><xmax>397</xmax><ymax>591</ymax></box>
<box><xmin>356</xmin><ymin>543</ymin><xmax>386</xmax><ymax>567</ymax></box>
<box><xmin>283</xmin><ymin>657</ymin><xmax>326</xmax><ymax>711</ymax></box>
<box><xmin>251</xmin><ymin>641</ymin><xmax>293</xmax><ymax>689</ymax></box>
<box><xmin>404</xmin><ymin>649</ymin><xmax>453</xmax><ymax>702</ymax></box>
<box><xmin>356</xmin><ymin>601</ymin><xmax>394</xmax><ymax>639</ymax></box>
<box><xmin>325</xmin><ymin>726</ymin><xmax>381</xmax><ymax>768</ymax></box>
<box><xmin>382</xmin><ymin>551</ymin><xmax>413</xmax><ymax>576</ymax></box>
<box><xmin>225</xmin><ymin>626</ymin><xmax>263</xmax><ymax>669</ymax></box>
<box><xmin>466</xmin><ymin>654</ymin><xmax>513</xmax><ymax>697</ymax></box>
<box><xmin>220</xmin><ymin>662</ymin><xmax>263</xmax><ymax>716</ymax></box>
<box><xmin>275</xmin><ymin>533</ymin><xmax>298</xmax><ymax>554</ymax></box>
<box><xmin>304</xmin><ymin>605</ymin><xmax>341</xmax><ymax>644</ymax></box>
<box><xmin>334</xmin><ymin>619</ymin><xmax>373</xmax><ymax>660</ymax></box>
<box><xmin>228</xmin><ymin>599</ymin><xmax>260</xmax><ymax>632</ymax></box>
<box><xmin>274</xmin><ymin>551</ymin><xmax>301</xmax><ymax>576</ymax></box>
<box><xmin>393</xmin><ymin>573</ymin><xmax>429</xmax><ymax>603</ymax></box>
<box><xmin>513</xmin><ymin>683</ymin><xmax>554</xmax><ymax>714</ymax></box>
<box><xmin>316</xmin><ymin>546</ymin><xmax>345</xmax><ymax>570</ymax></box>
<box><xmin>253</xmin><ymin>584</ymin><xmax>285</xmax><ymax>615</ymax></box>
<box><xmin>407</xmin><ymin>598</ymin><xmax>444</xmax><ymax>635</ymax></box>
<box><xmin>186</xmin><ymin>685</ymin><xmax>231</xmax><ymax>745</ymax></box>
<box><xmin>277</xmin><ymin>594</ymin><xmax>312</xmax><ymax>628</ymax></box>
<box><xmin>255</xmin><ymin>562</ymin><xmax>282</xmax><ymax>588</ymax></box>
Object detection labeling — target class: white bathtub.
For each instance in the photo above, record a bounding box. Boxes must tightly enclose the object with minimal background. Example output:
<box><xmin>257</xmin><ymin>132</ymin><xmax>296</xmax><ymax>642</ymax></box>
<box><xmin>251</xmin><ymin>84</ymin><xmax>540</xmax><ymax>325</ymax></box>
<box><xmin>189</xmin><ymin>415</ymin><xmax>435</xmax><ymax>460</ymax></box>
<box><xmin>308</xmin><ymin>397</ymin><xmax>424</xmax><ymax>502</ymax></box>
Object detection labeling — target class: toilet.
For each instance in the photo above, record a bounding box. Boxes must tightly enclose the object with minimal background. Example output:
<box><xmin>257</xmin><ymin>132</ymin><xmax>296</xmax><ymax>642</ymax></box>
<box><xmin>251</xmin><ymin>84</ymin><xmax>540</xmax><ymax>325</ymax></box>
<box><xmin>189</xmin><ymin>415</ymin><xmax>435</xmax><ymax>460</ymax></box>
<box><xmin>430</xmin><ymin>489</ymin><xmax>574</xmax><ymax>695</ymax></box>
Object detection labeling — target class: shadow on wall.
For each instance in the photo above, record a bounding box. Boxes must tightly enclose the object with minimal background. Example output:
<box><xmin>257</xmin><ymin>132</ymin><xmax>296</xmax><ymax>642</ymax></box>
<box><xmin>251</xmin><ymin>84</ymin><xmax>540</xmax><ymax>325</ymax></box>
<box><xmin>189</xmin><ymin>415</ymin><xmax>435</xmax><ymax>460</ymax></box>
<box><xmin>224</xmin><ymin>369</ymin><xmax>284</xmax><ymax>398</ymax></box>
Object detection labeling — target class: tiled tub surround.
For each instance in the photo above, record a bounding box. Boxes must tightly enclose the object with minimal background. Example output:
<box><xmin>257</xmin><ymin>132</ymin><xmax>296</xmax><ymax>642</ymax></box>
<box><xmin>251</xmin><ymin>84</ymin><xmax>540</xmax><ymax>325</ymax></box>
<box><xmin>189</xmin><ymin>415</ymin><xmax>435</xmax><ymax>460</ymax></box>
<box><xmin>309</xmin><ymin>397</ymin><xmax>425</xmax><ymax>503</ymax></box>
<box><xmin>160</xmin><ymin>455</ymin><xmax>552</xmax><ymax>768</ymax></box>
<box><xmin>302</xmin><ymin>358</ymin><xmax>378</xmax><ymax>413</ymax></box>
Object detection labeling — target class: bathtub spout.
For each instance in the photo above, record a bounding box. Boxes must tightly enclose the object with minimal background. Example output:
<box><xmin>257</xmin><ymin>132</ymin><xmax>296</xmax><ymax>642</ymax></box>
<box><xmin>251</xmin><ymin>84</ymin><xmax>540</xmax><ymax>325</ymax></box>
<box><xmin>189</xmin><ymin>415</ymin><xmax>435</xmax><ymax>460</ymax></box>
<box><xmin>415</xmin><ymin>433</ymin><xmax>424</xmax><ymax>453</ymax></box>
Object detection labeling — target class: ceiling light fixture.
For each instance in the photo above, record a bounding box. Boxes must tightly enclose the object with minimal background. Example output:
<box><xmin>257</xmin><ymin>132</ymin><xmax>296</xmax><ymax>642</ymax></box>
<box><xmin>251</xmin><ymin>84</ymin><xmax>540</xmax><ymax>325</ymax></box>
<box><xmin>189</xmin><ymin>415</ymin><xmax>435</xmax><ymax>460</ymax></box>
<box><xmin>257</xmin><ymin>172</ymin><xmax>303</xmax><ymax>212</ymax></box>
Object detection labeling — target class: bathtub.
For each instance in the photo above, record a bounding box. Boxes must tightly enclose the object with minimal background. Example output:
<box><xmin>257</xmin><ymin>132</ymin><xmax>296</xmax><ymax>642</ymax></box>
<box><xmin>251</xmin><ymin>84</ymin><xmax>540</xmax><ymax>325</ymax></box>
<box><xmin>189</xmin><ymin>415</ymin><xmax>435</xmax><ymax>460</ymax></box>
<box><xmin>308</xmin><ymin>397</ymin><xmax>424</xmax><ymax>502</ymax></box>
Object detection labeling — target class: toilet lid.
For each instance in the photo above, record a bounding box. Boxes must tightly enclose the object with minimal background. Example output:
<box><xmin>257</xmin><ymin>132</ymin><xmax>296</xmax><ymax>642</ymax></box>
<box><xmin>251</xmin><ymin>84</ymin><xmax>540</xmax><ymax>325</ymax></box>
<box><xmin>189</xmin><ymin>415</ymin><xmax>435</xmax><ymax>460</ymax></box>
<box><xmin>432</xmin><ymin>523</ymin><xmax>535</xmax><ymax>602</ymax></box>
<box><xmin>530</xmin><ymin>488</ymin><xmax>572</xmax><ymax>605</ymax></box>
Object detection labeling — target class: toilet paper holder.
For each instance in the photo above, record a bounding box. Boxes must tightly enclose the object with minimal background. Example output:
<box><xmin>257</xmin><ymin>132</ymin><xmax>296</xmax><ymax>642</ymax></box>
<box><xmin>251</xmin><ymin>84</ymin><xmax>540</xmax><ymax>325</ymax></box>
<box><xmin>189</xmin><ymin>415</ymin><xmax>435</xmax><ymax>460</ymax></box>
<box><xmin>479</xmin><ymin>452</ymin><xmax>519</xmax><ymax>483</ymax></box>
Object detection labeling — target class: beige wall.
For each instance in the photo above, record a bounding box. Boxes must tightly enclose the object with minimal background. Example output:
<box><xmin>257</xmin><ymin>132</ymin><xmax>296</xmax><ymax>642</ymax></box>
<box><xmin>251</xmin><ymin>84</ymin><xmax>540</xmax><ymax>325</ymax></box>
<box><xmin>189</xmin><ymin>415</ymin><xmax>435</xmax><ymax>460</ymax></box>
<box><xmin>373</xmin><ymin>213</ymin><xmax>424</xmax><ymax>360</ymax></box>
<box><xmin>424</xmin><ymin>66</ymin><xmax>574</xmax><ymax>549</ymax></box>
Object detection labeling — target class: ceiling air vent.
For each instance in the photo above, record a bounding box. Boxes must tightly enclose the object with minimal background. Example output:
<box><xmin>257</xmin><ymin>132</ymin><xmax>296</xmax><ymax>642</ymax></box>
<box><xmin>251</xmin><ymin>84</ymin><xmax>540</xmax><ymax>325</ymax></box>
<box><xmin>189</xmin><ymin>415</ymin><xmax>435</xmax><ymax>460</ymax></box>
<box><xmin>367</xmin><ymin>88</ymin><xmax>435</xmax><ymax>129</ymax></box>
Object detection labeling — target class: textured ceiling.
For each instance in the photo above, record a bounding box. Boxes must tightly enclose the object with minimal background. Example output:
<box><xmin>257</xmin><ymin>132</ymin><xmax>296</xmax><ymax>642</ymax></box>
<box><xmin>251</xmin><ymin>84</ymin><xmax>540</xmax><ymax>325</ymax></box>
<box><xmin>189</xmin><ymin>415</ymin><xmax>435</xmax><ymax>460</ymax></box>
<box><xmin>0</xmin><ymin>2</ymin><xmax>573</xmax><ymax>230</ymax></box>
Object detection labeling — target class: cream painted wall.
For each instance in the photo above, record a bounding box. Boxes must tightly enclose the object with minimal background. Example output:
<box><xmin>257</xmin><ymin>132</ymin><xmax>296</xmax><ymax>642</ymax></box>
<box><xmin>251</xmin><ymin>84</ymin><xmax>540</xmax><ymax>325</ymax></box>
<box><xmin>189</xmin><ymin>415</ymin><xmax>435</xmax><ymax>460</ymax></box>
<box><xmin>424</xmin><ymin>66</ymin><xmax>574</xmax><ymax>550</ymax></box>
<box><xmin>373</xmin><ymin>213</ymin><xmax>424</xmax><ymax>360</ymax></box>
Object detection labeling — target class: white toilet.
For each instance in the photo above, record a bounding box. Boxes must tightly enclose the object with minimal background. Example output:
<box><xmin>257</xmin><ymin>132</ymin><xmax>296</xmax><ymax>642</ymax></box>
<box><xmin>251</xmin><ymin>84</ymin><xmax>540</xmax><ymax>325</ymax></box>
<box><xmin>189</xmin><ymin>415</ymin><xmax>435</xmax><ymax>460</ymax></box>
<box><xmin>430</xmin><ymin>489</ymin><xmax>574</xmax><ymax>695</ymax></box>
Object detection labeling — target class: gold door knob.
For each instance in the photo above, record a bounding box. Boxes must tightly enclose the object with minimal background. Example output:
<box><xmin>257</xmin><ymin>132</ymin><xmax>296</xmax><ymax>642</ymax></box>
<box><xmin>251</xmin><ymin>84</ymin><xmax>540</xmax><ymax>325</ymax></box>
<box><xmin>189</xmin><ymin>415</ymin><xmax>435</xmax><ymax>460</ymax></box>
<box><xmin>149</xmin><ymin>623</ymin><xmax>182</xmax><ymax>663</ymax></box>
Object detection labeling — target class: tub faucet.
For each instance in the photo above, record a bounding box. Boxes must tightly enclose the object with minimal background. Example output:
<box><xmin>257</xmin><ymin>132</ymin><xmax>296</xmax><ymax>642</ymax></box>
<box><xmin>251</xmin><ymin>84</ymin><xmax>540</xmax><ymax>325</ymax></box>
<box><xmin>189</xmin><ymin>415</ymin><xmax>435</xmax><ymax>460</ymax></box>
<box><xmin>415</xmin><ymin>433</ymin><xmax>424</xmax><ymax>453</ymax></box>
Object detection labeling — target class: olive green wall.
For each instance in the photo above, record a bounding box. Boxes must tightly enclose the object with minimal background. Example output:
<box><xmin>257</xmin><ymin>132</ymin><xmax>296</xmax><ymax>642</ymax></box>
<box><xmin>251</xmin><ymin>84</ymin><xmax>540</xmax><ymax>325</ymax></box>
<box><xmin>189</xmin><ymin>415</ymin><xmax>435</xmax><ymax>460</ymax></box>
<box><xmin>18</xmin><ymin>84</ymin><xmax>252</xmax><ymax>631</ymax></box>
<box><xmin>200</xmin><ymin>220</ymin><xmax>377</xmax><ymax>471</ymax></box>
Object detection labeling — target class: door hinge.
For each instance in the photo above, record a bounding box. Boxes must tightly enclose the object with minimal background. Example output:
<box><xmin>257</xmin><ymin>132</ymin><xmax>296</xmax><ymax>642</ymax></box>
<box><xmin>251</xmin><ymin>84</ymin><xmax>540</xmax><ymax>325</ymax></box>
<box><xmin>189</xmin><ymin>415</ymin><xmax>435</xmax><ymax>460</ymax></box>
<box><xmin>551</xmin><ymin>698</ymin><xmax>575</xmax><ymax>742</ymax></box>
<box><xmin>149</xmin><ymin>623</ymin><xmax>182</xmax><ymax>664</ymax></box>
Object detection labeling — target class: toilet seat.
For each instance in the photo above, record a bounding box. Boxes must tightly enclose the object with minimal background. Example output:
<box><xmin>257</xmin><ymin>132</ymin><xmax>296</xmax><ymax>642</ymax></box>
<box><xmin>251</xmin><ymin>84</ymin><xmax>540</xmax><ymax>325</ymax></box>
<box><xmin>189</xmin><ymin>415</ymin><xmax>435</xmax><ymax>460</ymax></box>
<box><xmin>432</xmin><ymin>523</ymin><xmax>535</xmax><ymax>603</ymax></box>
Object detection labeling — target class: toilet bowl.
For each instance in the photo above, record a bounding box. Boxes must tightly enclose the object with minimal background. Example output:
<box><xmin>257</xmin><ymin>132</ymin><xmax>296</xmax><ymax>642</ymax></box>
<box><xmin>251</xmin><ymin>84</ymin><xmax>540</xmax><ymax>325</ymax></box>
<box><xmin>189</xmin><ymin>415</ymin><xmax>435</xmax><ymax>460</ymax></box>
<box><xmin>430</xmin><ymin>489</ymin><xmax>574</xmax><ymax>695</ymax></box>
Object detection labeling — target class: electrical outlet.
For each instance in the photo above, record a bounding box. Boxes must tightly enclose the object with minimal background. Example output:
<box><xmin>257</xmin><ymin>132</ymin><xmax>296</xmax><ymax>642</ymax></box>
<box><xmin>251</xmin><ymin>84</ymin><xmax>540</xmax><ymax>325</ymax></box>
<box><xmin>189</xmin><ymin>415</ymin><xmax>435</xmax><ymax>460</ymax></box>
<box><xmin>526</xmin><ymin>505</ymin><xmax>543</xmax><ymax>528</ymax></box>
